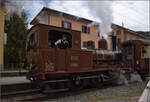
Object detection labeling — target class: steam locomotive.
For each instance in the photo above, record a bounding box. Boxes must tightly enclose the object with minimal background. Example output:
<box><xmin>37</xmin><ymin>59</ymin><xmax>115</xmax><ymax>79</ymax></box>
<box><xmin>25</xmin><ymin>24</ymin><xmax>148</xmax><ymax>92</ymax></box>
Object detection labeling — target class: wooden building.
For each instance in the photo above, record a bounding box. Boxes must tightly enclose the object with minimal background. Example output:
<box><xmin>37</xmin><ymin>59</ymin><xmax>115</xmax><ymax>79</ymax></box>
<box><xmin>30</xmin><ymin>7</ymin><xmax>100</xmax><ymax>49</ymax></box>
<box><xmin>108</xmin><ymin>24</ymin><xmax>147</xmax><ymax>50</ymax></box>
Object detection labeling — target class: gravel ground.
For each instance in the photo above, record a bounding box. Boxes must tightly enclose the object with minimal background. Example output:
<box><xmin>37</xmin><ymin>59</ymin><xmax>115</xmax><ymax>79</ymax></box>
<box><xmin>102</xmin><ymin>97</ymin><xmax>139</xmax><ymax>102</ymax></box>
<box><xmin>46</xmin><ymin>82</ymin><xmax>146</xmax><ymax>102</ymax></box>
<box><xmin>1</xmin><ymin>81</ymin><xmax>147</xmax><ymax>102</ymax></box>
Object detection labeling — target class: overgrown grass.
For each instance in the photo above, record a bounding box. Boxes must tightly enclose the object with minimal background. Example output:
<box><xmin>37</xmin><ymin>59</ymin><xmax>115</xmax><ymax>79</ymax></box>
<box><xmin>89</xmin><ymin>87</ymin><xmax>144</xmax><ymax>102</ymax></box>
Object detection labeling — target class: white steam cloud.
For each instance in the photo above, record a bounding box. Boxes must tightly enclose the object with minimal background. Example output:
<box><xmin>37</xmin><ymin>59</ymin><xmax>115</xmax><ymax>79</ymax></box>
<box><xmin>87</xmin><ymin>21</ymin><xmax>99</xmax><ymax>27</ymax></box>
<box><xmin>87</xmin><ymin>1</ymin><xmax>114</xmax><ymax>39</ymax></box>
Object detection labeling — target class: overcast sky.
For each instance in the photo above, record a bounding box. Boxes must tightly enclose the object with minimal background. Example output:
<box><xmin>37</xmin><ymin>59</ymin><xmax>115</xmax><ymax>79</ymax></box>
<box><xmin>7</xmin><ymin>0</ymin><xmax>149</xmax><ymax>32</ymax></box>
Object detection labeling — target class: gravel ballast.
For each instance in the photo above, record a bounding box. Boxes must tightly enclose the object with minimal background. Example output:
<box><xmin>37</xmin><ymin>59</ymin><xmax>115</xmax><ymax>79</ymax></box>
<box><xmin>1</xmin><ymin>81</ymin><xmax>147</xmax><ymax>102</ymax></box>
<box><xmin>46</xmin><ymin>82</ymin><xmax>146</xmax><ymax>102</ymax></box>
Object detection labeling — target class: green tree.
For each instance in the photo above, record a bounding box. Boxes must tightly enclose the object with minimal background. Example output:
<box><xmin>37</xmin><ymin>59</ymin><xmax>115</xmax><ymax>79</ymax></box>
<box><xmin>5</xmin><ymin>11</ymin><xmax>28</xmax><ymax>69</ymax></box>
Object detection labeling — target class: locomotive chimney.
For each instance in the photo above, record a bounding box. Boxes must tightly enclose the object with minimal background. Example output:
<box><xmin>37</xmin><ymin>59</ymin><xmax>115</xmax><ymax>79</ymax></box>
<box><xmin>111</xmin><ymin>35</ymin><xmax>116</xmax><ymax>51</ymax></box>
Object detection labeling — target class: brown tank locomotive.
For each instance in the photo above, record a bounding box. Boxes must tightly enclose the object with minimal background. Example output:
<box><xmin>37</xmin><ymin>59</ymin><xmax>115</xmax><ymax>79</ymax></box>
<box><xmin>26</xmin><ymin>24</ymin><xmax>129</xmax><ymax>92</ymax></box>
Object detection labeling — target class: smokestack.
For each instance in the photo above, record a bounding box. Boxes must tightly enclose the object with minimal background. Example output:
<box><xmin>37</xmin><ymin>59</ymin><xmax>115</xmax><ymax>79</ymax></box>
<box><xmin>111</xmin><ymin>35</ymin><xmax>117</xmax><ymax>51</ymax></box>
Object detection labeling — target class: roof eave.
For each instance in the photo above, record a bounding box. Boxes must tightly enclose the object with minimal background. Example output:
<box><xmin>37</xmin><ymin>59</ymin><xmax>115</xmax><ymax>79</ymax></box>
<box><xmin>111</xmin><ymin>24</ymin><xmax>147</xmax><ymax>39</ymax></box>
<box><xmin>30</xmin><ymin>7</ymin><xmax>46</xmax><ymax>25</ymax></box>
<box><xmin>30</xmin><ymin>7</ymin><xmax>100</xmax><ymax>26</ymax></box>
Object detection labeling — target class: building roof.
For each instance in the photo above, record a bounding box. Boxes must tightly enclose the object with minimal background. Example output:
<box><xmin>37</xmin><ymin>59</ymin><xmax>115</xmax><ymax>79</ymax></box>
<box><xmin>121</xmin><ymin>39</ymin><xmax>150</xmax><ymax>46</ymax></box>
<box><xmin>136</xmin><ymin>31</ymin><xmax>150</xmax><ymax>40</ymax></box>
<box><xmin>30</xmin><ymin>7</ymin><xmax>99</xmax><ymax>26</ymax></box>
<box><xmin>111</xmin><ymin>23</ymin><xmax>147</xmax><ymax>39</ymax></box>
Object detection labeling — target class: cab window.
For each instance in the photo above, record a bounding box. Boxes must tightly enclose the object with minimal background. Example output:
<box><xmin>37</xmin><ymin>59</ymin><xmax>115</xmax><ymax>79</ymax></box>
<box><xmin>48</xmin><ymin>30</ymin><xmax>72</xmax><ymax>48</ymax></box>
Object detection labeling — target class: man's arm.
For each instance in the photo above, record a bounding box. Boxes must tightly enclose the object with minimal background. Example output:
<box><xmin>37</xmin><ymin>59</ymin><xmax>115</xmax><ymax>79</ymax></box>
<box><xmin>64</xmin><ymin>40</ymin><xmax>69</xmax><ymax>44</ymax></box>
<box><xmin>55</xmin><ymin>39</ymin><xmax>61</xmax><ymax>45</ymax></box>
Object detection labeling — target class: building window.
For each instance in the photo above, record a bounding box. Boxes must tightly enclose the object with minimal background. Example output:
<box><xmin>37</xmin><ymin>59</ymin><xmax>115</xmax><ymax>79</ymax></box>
<box><xmin>82</xmin><ymin>25</ymin><xmax>90</xmax><ymax>34</ymax></box>
<box><xmin>82</xmin><ymin>41</ymin><xmax>88</xmax><ymax>49</ymax></box>
<box><xmin>46</xmin><ymin>14</ymin><xmax>49</xmax><ymax>24</ymax></box>
<box><xmin>62</xmin><ymin>21</ymin><xmax>71</xmax><ymax>29</ymax></box>
<box><xmin>83</xmin><ymin>41</ymin><xmax>88</xmax><ymax>48</ymax></box>
<box><xmin>82</xmin><ymin>40</ymin><xmax>95</xmax><ymax>49</ymax></box>
<box><xmin>116</xmin><ymin>30</ymin><xmax>121</xmax><ymax>35</ymax></box>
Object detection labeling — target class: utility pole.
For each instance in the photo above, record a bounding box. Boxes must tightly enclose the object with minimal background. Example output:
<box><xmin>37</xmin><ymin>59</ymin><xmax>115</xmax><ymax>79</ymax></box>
<box><xmin>0</xmin><ymin>2</ymin><xmax>5</xmax><ymax>71</ymax></box>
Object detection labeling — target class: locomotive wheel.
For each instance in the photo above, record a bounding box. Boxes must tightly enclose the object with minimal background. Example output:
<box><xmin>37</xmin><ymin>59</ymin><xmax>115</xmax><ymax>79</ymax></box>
<box><xmin>68</xmin><ymin>76</ymin><xmax>83</xmax><ymax>91</ymax></box>
<box><xmin>90</xmin><ymin>76</ymin><xmax>103</xmax><ymax>88</ymax></box>
<box><xmin>36</xmin><ymin>81</ymin><xmax>45</xmax><ymax>91</ymax></box>
<box><xmin>94</xmin><ymin>77</ymin><xmax>103</xmax><ymax>88</ymax></box>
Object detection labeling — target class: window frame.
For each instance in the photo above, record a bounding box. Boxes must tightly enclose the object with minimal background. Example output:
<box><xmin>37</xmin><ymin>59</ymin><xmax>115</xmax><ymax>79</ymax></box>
<box><xmin>116</xmin><ymin>30</ymin><xmax>121</xmax><ymax>35</ymax></box>
<box><xmin>62</xmin><ymin>20</ymin><xmax>72</xmax><ymax>29</ymax></box>
<box><xmin>82</xmin><ymin>25</ymin><xmax>90</xmax><ymax>34</ymax></box>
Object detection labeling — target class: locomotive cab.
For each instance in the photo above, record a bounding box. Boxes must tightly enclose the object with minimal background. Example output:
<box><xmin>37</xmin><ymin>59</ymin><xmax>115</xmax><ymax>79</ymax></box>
<box><xmin>26</xmin><ymin>24</ymin><xmax>93</xmax><ymax>74</ymax></box>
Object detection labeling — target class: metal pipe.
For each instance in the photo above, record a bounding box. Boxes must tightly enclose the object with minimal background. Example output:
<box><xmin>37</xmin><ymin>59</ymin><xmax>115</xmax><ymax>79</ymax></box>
<box><xmin>0</xmin><ymin>2</ymin><xmax>5</xmax><ymax>71</ymax></box>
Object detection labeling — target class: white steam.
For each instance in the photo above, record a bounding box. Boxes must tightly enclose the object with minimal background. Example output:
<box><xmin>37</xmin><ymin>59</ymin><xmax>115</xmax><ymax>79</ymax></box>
<box><xmin>114</xmin><ymin>70</ymin><xmax>142</xmax><ymax>85</ymax></box>
<box><xmin>87</xmin><ymin>1</ymin><xmax>114</xmax><ymax>39</ymax></box>
<box><xmin>87</xmin><ymin>21</ymin><xmax>99</xmax><ymax>27</ymax></box>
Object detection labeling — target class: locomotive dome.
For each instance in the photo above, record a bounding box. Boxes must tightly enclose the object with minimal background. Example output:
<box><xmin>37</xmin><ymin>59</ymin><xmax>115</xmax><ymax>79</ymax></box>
<box><xmin>98</xmin><ymin>37</ymin><xmax>108</xmax><ymax>50</ymax></box>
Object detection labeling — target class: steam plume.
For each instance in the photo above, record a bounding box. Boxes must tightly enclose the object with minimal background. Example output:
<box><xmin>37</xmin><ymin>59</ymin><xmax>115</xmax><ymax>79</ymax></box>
<box><xmin>87</xmin><ymin>1</ymin><xmax>114</xmax><ymax>39</ymax></box>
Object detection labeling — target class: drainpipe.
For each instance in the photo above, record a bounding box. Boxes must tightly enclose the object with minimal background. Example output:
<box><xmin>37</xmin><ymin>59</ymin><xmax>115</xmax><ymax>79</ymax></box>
<box><xmin>0</xmin><ymin>2</ymin><xmax>5</xmax><ymax>71</ymax></box>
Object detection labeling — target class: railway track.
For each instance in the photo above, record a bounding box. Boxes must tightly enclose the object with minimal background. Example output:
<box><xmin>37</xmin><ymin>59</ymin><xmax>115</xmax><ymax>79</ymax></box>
<box><xmin>1</xmin><ymin>84</ymin><xmax>117</xmax><ymax>102</ymax></box>
<box><xmin>1</xmin><ymin>89</ymin><xmax>41</xmax><ymax>98</ymax></box>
